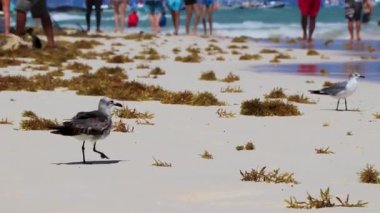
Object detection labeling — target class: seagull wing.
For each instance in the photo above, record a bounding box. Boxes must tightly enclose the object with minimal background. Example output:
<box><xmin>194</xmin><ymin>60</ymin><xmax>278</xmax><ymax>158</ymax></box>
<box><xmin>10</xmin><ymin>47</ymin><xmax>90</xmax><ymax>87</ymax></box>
<box><xmin>51</xmin><ymin>111</ymin><xmax>111</xmax><ymax>136</ymax></box>
<box><xmin>319</xmin><ymin>80</ymin><xmax>348</xmax><ymax>95</ymax></box>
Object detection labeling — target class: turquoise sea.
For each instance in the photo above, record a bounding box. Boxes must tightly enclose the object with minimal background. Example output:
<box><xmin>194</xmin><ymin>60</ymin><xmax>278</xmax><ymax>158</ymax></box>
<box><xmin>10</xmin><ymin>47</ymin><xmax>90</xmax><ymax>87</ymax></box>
<box><xmin>50</xmin><ymin>5</ymin><xmax>380</xmax><ymax>38</ymax></box>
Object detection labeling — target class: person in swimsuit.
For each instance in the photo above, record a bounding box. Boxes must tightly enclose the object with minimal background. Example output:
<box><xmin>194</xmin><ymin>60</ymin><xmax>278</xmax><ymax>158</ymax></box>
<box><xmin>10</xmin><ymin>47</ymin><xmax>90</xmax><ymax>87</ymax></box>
<box><xmin>201</xmin><ymin>0</ymin><xmax>216</xmax><ymax>36</ymax></box>
<box><xmin>166</xmin><ymin>0</ymin><xmax>182</xmax><ymax>35</ymax></box>
<box><xmin>184</xmin><ymin>0</ymin><xmax>200</xmax><ymax>35</ymax></box>
<box><xmin>86</xmin><ymin>0</ymin><xmax>103</xmax><ymax>33</ymax></box>
<box><xmin>361</xmin><ymin>0</ymin><xmax>373</xmax><ymax>24</ymax></box>
<box><xmin>1</xmin><ymin>0</ymin><xmax>10</xmax><ymax>35</ymax></box>
<box><xmin>345</xmin><ymin>0</ymin><xmax>363</xmax><ymax>40</ymax></box>
<box><xmin>112</xmin><ymin>0</ymin><xmax>128</xmax><ymax>33</ymax></box>
<box><xmin>15</xmin><ymin>0</ymin><xmax>55</xmax><ymax>48</ymax></box>
<box><xmin>297</xmin><ymin>0</ymin><xmax>321</xmax><ymax>43</ymax></box>
<box><xmin>127</xmin><ymin>9</ymin><xmax>139</xmax><ymax>28</ymax></box>
<box><xmin>145</xmin><ymin>0</ymin><xmax>163</xmax><ymax>34</ymax></box>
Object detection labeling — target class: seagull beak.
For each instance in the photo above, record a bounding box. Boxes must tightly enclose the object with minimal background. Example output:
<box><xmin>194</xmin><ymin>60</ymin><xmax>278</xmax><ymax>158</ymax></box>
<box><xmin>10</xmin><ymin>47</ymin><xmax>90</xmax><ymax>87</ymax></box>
<box><xmin>114</xmin><ymin>102</ymin><xmax>123</xmax><ymax>107</ymax></box>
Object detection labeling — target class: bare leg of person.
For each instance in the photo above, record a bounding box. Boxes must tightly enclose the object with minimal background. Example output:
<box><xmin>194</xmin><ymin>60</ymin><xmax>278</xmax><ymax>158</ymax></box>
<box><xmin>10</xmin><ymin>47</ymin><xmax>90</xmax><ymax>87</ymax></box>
<box><xmin>40</xmin><ymin>12</ymin><xmax>55</xmax><ymax>48</ymax></box>
<box><xmin>208</xmin><ymin>7</ymin><xmax>213</xmax><ymax>36</ymax></box>
<box><xmin>175</xmin><ymin>11</ymin><xmax>180</xmax><ymax>35</ymax></box>
<box><xmin>149</xmin><ymin>14</ymin><xmax>154</xmax><ymax>33</ymax></box>
<box><xmin>308</xmin><ymin>16</ymin><xmax>316</xmax><ymax>43</ymax></box>
<box><xmin>171</xmin><ymin>11</ymin><xmax>175</xmax><ymax>33</ymax></box>
<box><xmin>120</xmin><ymin>1</ymin><xmax>126</xmax><ymax>33</ymax></box>
<box><xmin>171</xmin><ymin>11</ymin><xmax>179</xmax><ymax>35</ymax></box>
<box><xmin>16</xmin><ymin>10</ymin><xmax>27</xmax><ymax>36</ymax></box>
<box><xmin>85</xmin><ymin>0</ymin><xmax>92</xmax><ymax>32</ymax></box>
<box><xmin>301</xmin><ymin>15</ymin><xmax>307</xmax><ymax>40</ymax></box>
<box><xmin>348</xmin><ymin>20</ymin><xmax>354</xmax><ymax>41</ymax></box>
<box><xmin>95</xmin><ymin>0</ymin><xmax>102</xmax><ymax>32</ymax></box>
<box><xmin>155</xmin><ymin>13</ymin><xmax>161</xmax><ymax>34</ymax></box>
<box><xmin>192</xmin><ymin>4</ymin><xmax>200</xmax><ymax>35</ymax></box>
<box><xmin>355</xmin><ymin>20</ymin><xmax>361</xmax><ymax>41</ymax></box>
<box><xmin>3</xmin><ymin>0</ymin><xmax>10</xmax><ymax>35</ymax></box>
<box><xmin>173</xmin><ymin>11</ymin><xmax>180</xmax><ymax>35</ymax></box>
<box><xmin>113</xmin><ymin>2</ymin><xmax>120</xmax><ymax>32</ymax></box>
<box><xmin>202</xmin><ymin>6</ymin><xmax>207</xmax><ymax>35</ymax></box>
<box><xmin>185</xmin><ymin>5</ymin><xmax>193</xmax><ymax>35</ymax></box>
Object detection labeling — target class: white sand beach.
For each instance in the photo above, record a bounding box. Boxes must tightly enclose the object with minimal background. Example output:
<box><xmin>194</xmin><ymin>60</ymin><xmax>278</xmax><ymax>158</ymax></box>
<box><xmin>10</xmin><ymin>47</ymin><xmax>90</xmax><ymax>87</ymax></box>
<box><xmin>0</xmin><ymin>33</ymin><xmax>380</xmax><ymax>212</ymax></box>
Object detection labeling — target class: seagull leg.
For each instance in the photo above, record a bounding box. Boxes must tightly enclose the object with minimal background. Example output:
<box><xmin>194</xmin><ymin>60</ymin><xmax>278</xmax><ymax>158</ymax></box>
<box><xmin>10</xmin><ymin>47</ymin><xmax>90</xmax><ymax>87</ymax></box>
<box><xmin>93</xmin><ymin>142</ymin><xmax>109</xmax><ymax>159</ymax></box>
<box><xmin>82</xmin><ymin>141</ymin><xmax>86</xmax><ymax>164</ymax></box>
<box><xmin>336</xmin><ymin>98</ymin><xmax>341</xmax><ymax>111</ymax></box>
<box><xmin>344</xmin><ymin>98</ymin><xmax>348</xmax><ymax>111</ymax></box>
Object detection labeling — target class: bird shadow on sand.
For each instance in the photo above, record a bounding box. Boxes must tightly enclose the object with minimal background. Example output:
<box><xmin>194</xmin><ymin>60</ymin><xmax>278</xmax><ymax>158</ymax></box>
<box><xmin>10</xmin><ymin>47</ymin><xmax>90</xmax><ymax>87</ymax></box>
<box><xmin>53</xmin><ymin>160</ymin><xmax>127</xmax><ymax>165</ymax></box>
<box><xmin>320</xmin><ymin>109</ymin><xmax>361</xmax><ymax>112</ymax></box>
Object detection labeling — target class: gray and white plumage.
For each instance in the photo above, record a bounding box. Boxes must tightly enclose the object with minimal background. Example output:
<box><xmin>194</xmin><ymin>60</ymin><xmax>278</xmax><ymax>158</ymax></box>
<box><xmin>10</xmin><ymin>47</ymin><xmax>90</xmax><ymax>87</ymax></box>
<box><xmin>309</xmin><ymin>72</ymin><xmax>365</xmax><ymax>111</ymax></box>
<box><xmin>51</xmin><ymin>97</ymin><xmax>122</xmax><ymax>163</ymax></box>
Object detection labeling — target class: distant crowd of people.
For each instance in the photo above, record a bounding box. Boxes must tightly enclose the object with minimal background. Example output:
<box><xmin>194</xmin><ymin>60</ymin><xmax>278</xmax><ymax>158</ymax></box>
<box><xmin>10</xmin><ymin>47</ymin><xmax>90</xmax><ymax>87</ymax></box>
<box><xmin>0</xmin><ymin>0</ymin><xmax>378</xmax><ymax>49</ymax></box>
<box><xmin>298</xmin><ymin>0</ymin><xmax>375</xmax><ymax>42</ymax></box>
<box><xmin>102</xmin><ymin>0</ymin><xmax>217</xmax><ymax>36</ymax></box>
<box><xmin>0</xmin><ymin>0</ymin><xmax>217</xmax><ymax>48</ymax></box>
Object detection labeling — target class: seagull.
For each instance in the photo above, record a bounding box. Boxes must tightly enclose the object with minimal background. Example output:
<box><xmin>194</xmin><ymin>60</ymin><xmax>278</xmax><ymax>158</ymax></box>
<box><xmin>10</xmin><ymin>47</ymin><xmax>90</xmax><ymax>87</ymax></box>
<box><xmin>309</xmin><ymin>72</ymin><xmax>365</xmax><ymax>111</ymax></box>
<box><xmin>50</xmin><ymin>98</ymin><xmax>122</xmax><ymax>164</ymax></box>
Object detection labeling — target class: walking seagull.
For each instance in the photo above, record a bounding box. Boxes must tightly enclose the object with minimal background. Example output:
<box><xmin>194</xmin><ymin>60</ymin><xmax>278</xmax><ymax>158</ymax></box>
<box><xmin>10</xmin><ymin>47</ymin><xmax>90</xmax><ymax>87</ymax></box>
<box><xmin>309</xmin><ymin>72</ymin><xmax>365</xmax><ymax>111</ymax></box>
<box><xmin>50</xmin><ymin>98</ymin><xmax>122</xmax><ymax>163</ymax></box>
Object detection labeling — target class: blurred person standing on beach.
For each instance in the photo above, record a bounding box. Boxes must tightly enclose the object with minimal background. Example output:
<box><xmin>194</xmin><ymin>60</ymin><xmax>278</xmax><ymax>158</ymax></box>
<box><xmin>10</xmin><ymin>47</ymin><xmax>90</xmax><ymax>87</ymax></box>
<box><xmin>344</xmin><ymin>0</ymin><xmax>363</xmax><ymax>40</ymax></box>
<box><xmin>1</xmin><ymin>0</ymin><xmax>10</xmax><ymax>35</ymax></box>
<box><xmin>167</xmin><ymin>0</ymin><xmax>182</xmax><ymax>35</ymax></box>
<box><xmin>184</xmin><ymin>0</ymin><xmax>200</xmax><ymax>35</ymax></box>
<box><xmin>201</xmin><ymin>0</ymin><xmax>216</xmax><ymax>36</ymax></box>
<box><xmin>145</xmin><ymin>0</ymin><xmax>163</xmax><ymax>34</ymax></box>
<box><xmin>361</xmin><ymin>0</ymin><xmax>373</xmax><ymax>24</ymax></box>
<box><xmin>86</xmin><ymin>0</ymin><xmax>103</xmax><ymax>33</ymax></box>
<box><xmin>127</xmin><ymin>9</ymin><xmax>139</xmax><ymax>28</ymax></box>
<box><xmin>15</xmin><ymin>0</ymin><xmax>55</xmax><ymax>48</ymax></box>
<box><xmin>112</xmin><ymin>0</ymin><xmax>128</xmax><ymax>33</ymax></box>
<box><xmin>297</xmin><ymin>0</ymin><xmax>321</xmax><ymax>43</ymax></box>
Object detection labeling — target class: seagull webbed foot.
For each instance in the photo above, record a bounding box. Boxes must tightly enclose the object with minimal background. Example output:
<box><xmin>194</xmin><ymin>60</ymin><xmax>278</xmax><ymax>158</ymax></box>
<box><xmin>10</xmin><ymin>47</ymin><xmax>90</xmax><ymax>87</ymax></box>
<box><xmin>100</xmin><ymin>153</ymin><xmax>109</xmax><ymax>159</ymax></box>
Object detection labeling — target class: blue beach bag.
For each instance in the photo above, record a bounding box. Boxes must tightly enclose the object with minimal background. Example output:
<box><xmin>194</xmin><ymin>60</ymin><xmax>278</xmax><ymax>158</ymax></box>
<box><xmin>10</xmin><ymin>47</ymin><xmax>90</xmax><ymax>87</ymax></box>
<box><xmin>159</xmin><ymin>12</ymin><xmax>166</xmax><ymax>27</ymax></box>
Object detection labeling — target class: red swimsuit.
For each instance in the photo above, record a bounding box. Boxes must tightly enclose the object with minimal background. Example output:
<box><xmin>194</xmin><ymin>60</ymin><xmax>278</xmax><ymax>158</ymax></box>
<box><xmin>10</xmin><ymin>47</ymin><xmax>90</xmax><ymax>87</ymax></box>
<box><xmin>298</xmin><ymin>0</ymin><xmax>321</xmax><ymax>17</ymax></box>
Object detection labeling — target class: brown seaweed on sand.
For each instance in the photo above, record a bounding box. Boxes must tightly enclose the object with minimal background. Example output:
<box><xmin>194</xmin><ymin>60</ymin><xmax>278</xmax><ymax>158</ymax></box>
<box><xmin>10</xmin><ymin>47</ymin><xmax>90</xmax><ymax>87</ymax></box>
<box><xmin>199</xmin><ymin>71</ymin><xmax>217</xmax><ymax>81</ymax></box>
<box><xmin>240</xmin><ymin>166</ymin><xmax>298</xmax><ymax>184</ymax></box>
<box><xmin>264</xmin><ymin>88</ymin><xmax>287</xmax><ymax>99</ymax></box>
<box><xmin>220</xmin><ymin>85</ymin><xmax>242</xmax><ymax>93</ymax></box>
<box><xmin>241</xmin><ymin>99</ymin><xmax>301</xmax><ymax>116</ymax></box>
<box><xmin>199</xmin><ymin>150</ymin><xmax>213</xmax><ymax>159</ymax></box>
<box><xmin>216</xmin><ymin>108</ymin><xmax>235</xmax><ymax>118</ymax></box>
<box><xmin>358</xmin><ymin>164</ymin><xmax>380</xmax><ymax>184</ymax></box>
<box><xmin>220</xmin><ymin>72</ymin><xmax>239</xmax><ymax>83</ymax></box>
<box><xmin>152</xmin><ymin>158</ymin><xmax>172</xmax><ymax>167</ymax></box>
<box><xmin>285</xmin><ymin>188</ymin><xmax>367</xmax><ymax>209</ymax></box>
<box><xmin>231</xmin><ymin>36</ymin><xmax>247</xmax><ymax>43</ymax></box>
<box><xmin>20</xmin><ymin>111</ymin><xmax>58</xmax><ymax>130</ymax></box>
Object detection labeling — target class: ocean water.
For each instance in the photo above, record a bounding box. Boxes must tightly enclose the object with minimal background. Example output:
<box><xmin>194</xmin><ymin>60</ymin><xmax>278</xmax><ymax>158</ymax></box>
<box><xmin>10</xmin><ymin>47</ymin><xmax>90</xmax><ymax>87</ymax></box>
<box><xmin>49</xmin><ymin>5</ymin><xmax>380</xmax><ymax>38</ymax></box>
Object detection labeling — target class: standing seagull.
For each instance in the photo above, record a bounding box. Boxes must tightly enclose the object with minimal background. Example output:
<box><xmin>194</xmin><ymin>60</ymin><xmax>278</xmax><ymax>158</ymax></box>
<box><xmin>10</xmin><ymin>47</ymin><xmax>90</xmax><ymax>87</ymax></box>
<box><xmin>51</xmin><ymin>98</ymin><xmax>122</xmax><ymax>163</ymax></box>
<box><xmin>309</xmin><ymin>72</ymin><xmax>365</xmax><ymax>111</ymax></box>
